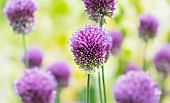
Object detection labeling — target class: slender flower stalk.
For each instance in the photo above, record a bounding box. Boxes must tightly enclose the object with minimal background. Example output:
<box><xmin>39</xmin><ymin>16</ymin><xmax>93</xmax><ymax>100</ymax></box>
<box><xmin>99</xmin><ymin>15</ymin><xmax>107</xmax><ymax>103</ymax></box>
<box><xmin>22</xmin><ymin>34</ymin><xmax>29</xmax><ymax>68</ymax></box>
<box><xmin>101</xmin><ymin>65</ymin><xmax>106</xmax><ymax>103</ymax></box>
<box><xmin>143</xmin><ymin>42</ymin><xmax>148</xmax><ymax>71</ymax></box>
<box><xmin>98</xmin><ymin>69</ymin><xmax>103</xmax><ymax>103</ymax></box>
<box><xmin>87</xmin><ymin>74</ymin><xmax>90</xmax><ymax>103</ymax></box>
<box><xmin>55</xmin><ymin>89</ymin><xmax>61</xmax><ymax>103</ymax></box>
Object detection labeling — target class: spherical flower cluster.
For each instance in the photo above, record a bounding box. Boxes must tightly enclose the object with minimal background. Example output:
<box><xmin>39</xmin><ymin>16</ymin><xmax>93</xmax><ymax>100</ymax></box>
<box><xmin>69</xmin><ymin>26</ymin><xmax>108</xmax><ymax>72</ymax></box>
<box><xmin>47</xmin><ymin>61</ymin><xmax>71</xmax><ymax>88</ymax></box>
<box><xmin>3</xmin><ymin>0</ymin><xmax>38</xmax><ymax>34</ymax></box>
<box><xmin>113</xmin><ymin>71</ymin><xmax>161</xmax><ymax>103</ymax></box>
<box><xmin>22</xmin><ymin>47</ymin><xmax>43</xmax><ymax>68</ymax></box>
<box><xmin>138</xmin><ymin>13</ymin><xmax>158</xmax><ymax>41</ymax></box>
<box><xmin>125</xmin><ymin>63</ymin><xmax>139</xmax><ymax>73</ymax></box>
<box><xmin>153</xmin><ymin>45</ymin><xmax>170</xmax><ymax>75</ymax></box>
<box><xmin>110</xmin><ymin>31</ymin><xmax>123</xmax><ymax>55</ymax></box>
<box><xmin>15</xmin><ymin>69</ymin><xmax>57</xmax><ymax>103</ymax></box>
<box><xmin>82</xmin><ymin>0</ymin><xmax>116</xmax><ymax>23</ymax></box>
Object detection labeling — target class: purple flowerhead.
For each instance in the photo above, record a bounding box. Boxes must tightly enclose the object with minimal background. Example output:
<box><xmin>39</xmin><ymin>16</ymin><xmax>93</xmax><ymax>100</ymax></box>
<box><xmin>82</xmin><ymin>0</ymin><xmax>116</xmax><ymax>23</ymax></box>
<box><xmin>47</xmin><ymin>61</ymin><xmax>72</xmax><ymax>88</ymax></box>
<box><xmin>22</xmin><ymin>47</ymin><xmax>43</xmax><ymax>68</ymax></box>
<box><xmin>3</xmin><ymin>0</ymin><xmax>38</xmax><ymax>34</ymax></box>
<box><xmin>153</xmin><ymin>45</ymin><xmax>170</xmax><ymax>75</ymax></box>
<box><xmin>69</xmin><ymin>26</ymin><xmax>108</xmax><ymax>72</ymax></box>
<box><xmin>138</xmin><ymin>13</ymin><xmax>158</xmax><ymax>41</ymax></box>
<box><xmin>110</xmin><ymin>31</ymin><xmax>123</xmax><ymax>55</ymax></box>
<box><xmin>15</xmin><ymin>69</ymin><xmax>57</xmax><ymax>103</ymax></box>
<box><xmin>125</xmin><ymin>63</ymin><xmax>140</xmax><ymax>73</ymax></box>
<box><xmin>113</xmin><ymin>71</ymin><xmax>161</xmax><ymax>103</ymax></box>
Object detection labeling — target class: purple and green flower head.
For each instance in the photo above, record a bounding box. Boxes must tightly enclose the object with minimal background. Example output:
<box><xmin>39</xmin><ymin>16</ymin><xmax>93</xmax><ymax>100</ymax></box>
<box><xmin>69</xmin><ymin>26</ymin><xmax>108</xmax><ymax>72</ymax></box>
<box><xmin>47</xmin><ymin>61</ymin><xmax>72</xmax><ymax>88</ymax></box>
<box><xmin>82</xmin><ymin>0</ymin><xmax>116</xmax><ymax>23</ymax></box>
<box><xmin>15</xmin><ymin>69</ymin><xmax>57</xmax><ymax>103</ymax></box>
<box><xmin>153</xmin><ymin>45</ymin><xmax>170</xmax><ymax>76</ymax></box>
<box><xmin>3</xmin><ymin>0</ymin><xmax>39</xmax><ymax>34</ymax></box>
<box><xmin>113</xmin><ymin>71</ymin><xmax>161</xmax><ymax>103</ymax></box>
<box><xmin>21</xmin><ymin>47</ymin><xmax>43</xmax><ymax>68</ymax></box>
<box><xmin>138</xmin><ymin>13</ymin><xmax>158</xmax><ymax>41</ymax></box>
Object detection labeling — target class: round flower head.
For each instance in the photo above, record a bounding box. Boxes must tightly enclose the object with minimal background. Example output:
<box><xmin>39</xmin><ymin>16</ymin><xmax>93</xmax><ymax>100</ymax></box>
<box><xmin>125</xmin><ymin>63</ymin><xmax>140</xmax><ymax>73</ymax></box>
<box><xmin>22</xmin><ymin>47</ymin><xmax>43</xmax><ymax>68</ymax></box>
<box><xmin>138</xmin><ymin>13</ymin><xmax>158</xmax><ymax>41</ymax></box>
<box><xmin>113</xmin><ymin>71</ymin><xmax>161</xmax><ymax>103</ymax></box>
<box><xmin>3</xmin><ymin>0</ymin><xmax>38</xmax><ymax>34</ymax></box>
<box><xmin>15</xmin><ymin>69</ymin><xmax>57</xmax><ymax>103</ymax></box>
<box><xmin>47</xmin><ymin>61</ymin><xmax>72</xmax><ymax>88</ymax></box>
<box><xmin>82</xmin><ymin>0</ymin><xmax>116</xmax><ymax>23</ymax></box>
<box><xmin>69</xmin><ymin>26</ymin><xmax>108</xmax><ymax>72</ymax></box>
<box><xmin>110</xmin><ymin>31</ymin><xmax>123</xmax><ymax>55</ymax></box>
<box><xmin>153</xmin><ymin>45</ymin><xmax>170</xmax><ymax>75</ymax></box>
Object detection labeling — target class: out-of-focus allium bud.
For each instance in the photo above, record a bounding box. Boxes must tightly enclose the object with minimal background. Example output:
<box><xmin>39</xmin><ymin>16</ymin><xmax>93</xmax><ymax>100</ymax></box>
<box><xmin>105</xmin><ymin>31</ymin><xmax>112</xmax><ymax>62</ymax></box>
<box><xmin>125</xmin><ymin>63</ymin><xmax>140</xmax><ymax>73</ymax></box>
<box><xmin>69</xmin><ymin>26</ymin><xmax>108</xmax><ymax>73</ymax></box>
<box><xmin>47</xmin><ymin>61</ymin><xmax>72</xmax><ymax>88</ymax></box>
<box><xmin>110</xmin><ymin>31</ymin><xmax>123</xmax><ymax>55</ymax></box>
<box><xmin>3</xmin><ymin>0</ymin><xmax>38</xmax><ymax>34</ymax></box>
<box><xmin>82</xmin><ymin>0</ymin><xmax>116</xmax><ymax>23</ymax></box>
<box><xmin>153</xmin><ymin>45</ymin><xmax>170</xmax><ymax>76</ymax></box>
<box><xmin>138</xmin><ymin>13</ymin><xmax>158</xmax><ymax>41</ymax></box>
<box><xmin>113</xmin><ymin>71</ymin><xmax>161</xmax><ymax>103</ymax></box>
<box><xmin>22</xmin><ymin>47</ymin><xmax>43</xmax><ymax>68</ymax></box>
<box><xmin>15</xmin><ymin>69</ymin><xmax>57</xmax><ymax>103</ymax></box>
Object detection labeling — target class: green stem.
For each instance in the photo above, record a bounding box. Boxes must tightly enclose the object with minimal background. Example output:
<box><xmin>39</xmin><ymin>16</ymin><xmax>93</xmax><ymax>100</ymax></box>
<box><xmin>102</xmin><ymin>66</ymin><xmax>106</xmax><ymax>103</ymax></box>
<box><xmin>159</xmin><ymin>74</ymin><xmax>166</xmax><ymax>103</ymax></box>
<box><xmin>22</xmin><ymin>34</ymin><xmax>29</xmax><ymax>68</ymax></box>
<box><xmin>87</xmin><ymin>74</ymin><xmax>90</xmax><ymax>103</ymax></box>
<box><xmin>143</xmin><ymin>42</ymin><xmax>147</xmax><ymax>71</ymax></box>
<box><xmin>99</xmin><ymin>15</ymin><xmax>106</xmax><ymax>103</ymax></box>
<box><xmin>98</xmin><ymin>70</ymin><xmax>103</xmax><ymax>103</ymax></box>
<box><xmin>92</xmin><ymin>78</ymin><xmax>96</xmax><ymax>103</ymax></box>
<box><xmin>55</xmin><ymin>89</ymin><xmax>60</xmax><ymax>103</ymax></box>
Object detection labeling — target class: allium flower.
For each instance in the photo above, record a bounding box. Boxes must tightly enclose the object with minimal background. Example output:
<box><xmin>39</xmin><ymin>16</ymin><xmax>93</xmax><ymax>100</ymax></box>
<box><xmin>153</xmin><ymin>45</ymin><xmax>170</xmax><ymax>75</ymax></box>
<box><xmin>138</xmin><ymin>13</ymin><xmax>158</xmax><ymax>41</ymax></box>
<box><xmin>47</xmin><ymin>61</ymin><xmax>71</xmax><ymax>88</ymax></box>
<box><xmin>22</xmin><ymin>47</ymin><xmax>43</xmax><ymax>68</ymax></box>
<box><xmin>3</xmin><ymin>0</ymin><xmax>38</xmax><ymax>34</ymax></box>
<box><xmin>82</xmin><ymin>0</ymin><xmax>116</xmax><ymax>23</ymax></box>
<box><xmin>113</xmin><ymin>71</ymin><xmax>161</xmax><ymax>103</ymax></box>
<box><xmin>69</xmin><ymin>26</ymin><xmax>108</xmax><ymax>72</ymax></box>
<box><xmin>15</xmin><ymin>69</ymin><xmax>57</xmax><ymax>103</ymax></box>
<box><xmin>125</xmin><ymin>63</ymin><xmax>140</xmax><ymax>73</ymax></box>
<box><xmin>110</xmin><ymin>31</ymin><xmax>123</xmax><ymax>55</ymax></box>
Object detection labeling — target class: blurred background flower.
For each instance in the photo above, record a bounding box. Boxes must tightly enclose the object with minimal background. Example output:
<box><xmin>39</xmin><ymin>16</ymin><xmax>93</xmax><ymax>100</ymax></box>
<box><xmin>0</xmin><ymin>0</ymin><xmax>170</xmax><ymax>103</ymax></box>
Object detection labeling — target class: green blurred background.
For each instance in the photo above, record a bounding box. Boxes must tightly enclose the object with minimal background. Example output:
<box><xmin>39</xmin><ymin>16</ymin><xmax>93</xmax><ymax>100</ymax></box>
<box><xmin>0</xmin><ymin>0</ymin><xmax>170</xmax><ymax>103</ymax></box>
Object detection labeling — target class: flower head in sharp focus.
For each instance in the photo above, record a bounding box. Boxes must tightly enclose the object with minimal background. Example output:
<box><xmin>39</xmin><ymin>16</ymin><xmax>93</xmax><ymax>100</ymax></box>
<box><xmin>153</xmin><ymin>45</ymin><xmax>170</xmax><ymax>76</ymax></box>
<box><xmin>138</xmin><ymin>13</ymin><xmax>158</xmax><ymax>41</ymax></box>
<box><xmin>82</xmin><ymin>0</ymin><xmax>116</xmax><ymax>23</ymax></box>
<box><xmin>47</xmin><ymin>61</ymin><xmax>72</xmax><ymax>88</ymax></box>
<box><xmin>113</xmin><ymin>71</ymin><xmax>161</xmax><ymax>103</ymax></box>
<box><xmin>15</xmin><ymin>69</ymin><xmax>57</xmax><ymax>103</ymax></box>
<box><xmin>69</xmin><ymin>26</ymin><xmax>108</xmax><ymax>72</ymax></box>
<box><xmin>3</xmin><ymin>0</ymin><xmax>38</xmax><ymax>34</ymax></box>
<box><xmin>22</xmin><ymin>47</ymin><xmax>43</xmax><ymax>68</ymax></box>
